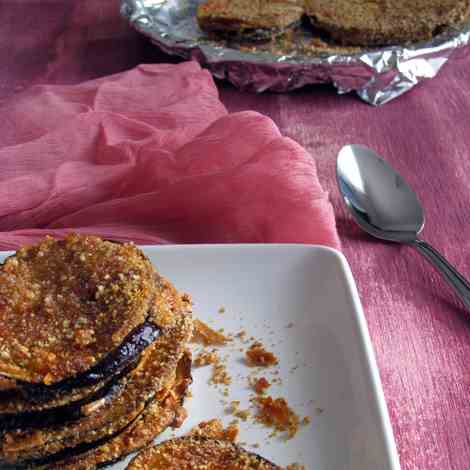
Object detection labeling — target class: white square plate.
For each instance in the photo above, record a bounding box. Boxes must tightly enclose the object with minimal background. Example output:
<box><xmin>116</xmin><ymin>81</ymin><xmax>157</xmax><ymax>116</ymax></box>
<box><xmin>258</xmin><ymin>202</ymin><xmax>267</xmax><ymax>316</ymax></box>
<box><xmin>0</xmin><ymin>244</ymin><xmax>401</xmax><ymax>470</ymax></box>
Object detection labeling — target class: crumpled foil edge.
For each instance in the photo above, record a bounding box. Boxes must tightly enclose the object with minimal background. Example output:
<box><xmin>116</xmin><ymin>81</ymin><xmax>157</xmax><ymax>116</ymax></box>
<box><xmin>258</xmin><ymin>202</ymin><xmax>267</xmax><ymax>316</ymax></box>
<box><xmin>121</xmin><ymin>0</ymin><xmax>470</xmax><ymax>105</ymax></box>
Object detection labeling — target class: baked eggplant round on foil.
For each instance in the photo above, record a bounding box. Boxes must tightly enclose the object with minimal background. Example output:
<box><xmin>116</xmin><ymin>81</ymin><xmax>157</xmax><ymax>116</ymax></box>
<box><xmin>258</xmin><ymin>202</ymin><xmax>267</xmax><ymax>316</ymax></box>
<box><xmin>197</xmin><ymin>0</ymin><xmax>304</xmax><ymax>42</ymax></box>
<box><xmin>305</xmin><ymin>0</ymin><xmax>470</xmax><ymax>46</ymax></box>
<box><xmin>121</xmin><ymin>0</ymin><xmax>470</xmax><ymax>104</ymax></box>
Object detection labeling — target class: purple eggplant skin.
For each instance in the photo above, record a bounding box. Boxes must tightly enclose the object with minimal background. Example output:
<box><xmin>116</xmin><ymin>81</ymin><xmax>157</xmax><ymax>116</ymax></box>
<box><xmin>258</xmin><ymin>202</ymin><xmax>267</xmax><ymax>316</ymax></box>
<box><xmin>0</xmin><ymin>381</ymin><xmax>155</xmax><ymax>469</ymax></box>
<box><xmin>0</xmin><ymin>353</ymin><xmax>193</xmax><ymax>469</ymax></box>
<box><xmin>0</xmin><ymin>366</ymin><xmax>131</xmax><ymax>432</ymax></box>
<box><xmin>0</xmin><ymin>414</ymin><xmax>131</xmax><ymax>469</ymax></box>
<box><xmin>0</xmin><ymin>321</ymin><xmax>160</xmax><ymax>404</ymax></box>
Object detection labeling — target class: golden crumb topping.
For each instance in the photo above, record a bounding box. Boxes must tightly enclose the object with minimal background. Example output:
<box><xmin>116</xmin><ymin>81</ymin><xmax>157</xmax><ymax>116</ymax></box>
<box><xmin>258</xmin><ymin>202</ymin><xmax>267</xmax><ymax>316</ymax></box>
<box><xmin>0</xmin><ymin>300</ymin><xmax>194</xmax><ymax>463</ymax></box>
<box><xmin>197</xmin><ymin>0</ymin><xmax>304</xmax><ymax>35</ymax></box>
<box><xmin>305</xmin><ymin>0</ymin><xmax>470</xmax><ymax>46</ymax></box>
<box><xmin>126</xmin><ymin>436</ymin><xmax>281</xmax><ymax>469</ymax></box>
<box><xmin>0</xmin><ymin>234</ymin><xmax>156</xmax><ymax>384</ymax></box>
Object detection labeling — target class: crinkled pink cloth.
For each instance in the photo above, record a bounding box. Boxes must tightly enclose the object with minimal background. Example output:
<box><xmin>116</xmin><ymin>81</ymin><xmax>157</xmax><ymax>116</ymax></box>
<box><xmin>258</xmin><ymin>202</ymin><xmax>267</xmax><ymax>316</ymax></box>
<box><xmin>0</xmin><ymin>62</ymin><xmax>339</xmax><ymax>250</ymax></box>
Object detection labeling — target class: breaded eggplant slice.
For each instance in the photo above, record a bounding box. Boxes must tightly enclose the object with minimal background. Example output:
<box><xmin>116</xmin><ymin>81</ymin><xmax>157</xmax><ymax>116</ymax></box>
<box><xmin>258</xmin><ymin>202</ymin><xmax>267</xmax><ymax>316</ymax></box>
<box><xmin>1</xmin><ymin>321</ymin><xmax>160</xmax><ymax>405</ymax></box>
<box><xmin>0</xmin><ymin>284</ymin><xmax>193</xmax><ymax>464</ymax></box>
<box><xmin>0</xmin><ymin>275</ymin><xmax>176</xmax><ymax>425</ymax></box>
<box><xmin>126</xmin><ymin>436</ymin><xmax>281</xmax><ymax>469</ymax></box>
<box><xmin>0</xmin><ymin>234</ymin><xmax>156</xmax><ymax>386</ymax></box>
<box><xmin>197</xmin><ymin>0</ymin><xmax>304</xmax><ymax>42</ymax></box>
<box><xmin>44</xmin><ymin>352</ymin><xmax>192</xmax><ymax>470</ymax></box>
<box><xmin>305</xmin><ymin>0</ymin><xmax>470</xmax><ymax>47</ymax></box>
<box><xmin>0</xmin><ymin>362</ymin><xmax>134</xmax><ymax>431</ymax></box>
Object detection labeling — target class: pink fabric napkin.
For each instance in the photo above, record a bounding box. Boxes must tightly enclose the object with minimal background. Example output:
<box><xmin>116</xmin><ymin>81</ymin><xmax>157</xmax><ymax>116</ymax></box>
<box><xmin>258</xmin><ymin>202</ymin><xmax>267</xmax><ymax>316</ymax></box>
<box><xmin>0</xmin><ymin>62</ymin><xmax>339</xmax><ymax>250</ymax></box>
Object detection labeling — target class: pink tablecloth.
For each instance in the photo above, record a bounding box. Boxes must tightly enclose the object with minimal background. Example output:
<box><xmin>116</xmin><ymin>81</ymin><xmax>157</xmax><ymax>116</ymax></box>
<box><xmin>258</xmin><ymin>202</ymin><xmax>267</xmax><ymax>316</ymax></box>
<box><xmin>1</xmin><ymin>2</ymin><xmax>470</xmax><ymax>469</ymax></box>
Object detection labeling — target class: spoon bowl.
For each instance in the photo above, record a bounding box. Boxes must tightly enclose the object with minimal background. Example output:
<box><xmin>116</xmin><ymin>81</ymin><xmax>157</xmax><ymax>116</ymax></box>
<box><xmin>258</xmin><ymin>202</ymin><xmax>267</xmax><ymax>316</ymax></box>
<box><xmin>337</xmin><ymin>144</ymin><xmax>470</xmax><ymax>309</ymax></box>
<box><xmin>337</xmin><ymin>144</ymin><xmax>424</xmax><ymax>242</ymax></box>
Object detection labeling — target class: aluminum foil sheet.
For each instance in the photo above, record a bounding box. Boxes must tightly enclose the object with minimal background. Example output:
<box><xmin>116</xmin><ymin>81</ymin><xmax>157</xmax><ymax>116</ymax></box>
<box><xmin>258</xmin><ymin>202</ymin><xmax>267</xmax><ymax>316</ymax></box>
<box><xmin>121</xmin><ymin>0</ymin><xmax>470</xmax><ymax>105</ymax></box>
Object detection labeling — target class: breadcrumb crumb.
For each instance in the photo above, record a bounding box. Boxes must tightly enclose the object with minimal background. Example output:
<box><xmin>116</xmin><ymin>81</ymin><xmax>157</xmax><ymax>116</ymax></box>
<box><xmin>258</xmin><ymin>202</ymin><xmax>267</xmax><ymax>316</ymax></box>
<box><xmin>194</xmin><ymin>350</ymin><xmax>219</xmax><ymax>367</ymax></box>
<box><xmin>189</xmin><ymin>419</ymin><xmax>239</xmax><ymax>442</ymax></box>
<box><xmin>252</xmin><ymin>377</ymin><xmax>271</xmax><ymax>394</ymax></box>
<box><xmin>254</xmin><ymin>395</ymin><xmax>300</xmax><ymax>439</ymax></box>
<box><xmin>210</xmin><ymin>362</ymin><xmax>231</xmax><ymax>385</ymax></box>
<box><xmin>192</xmin><ymin>319</ymin><xmax>228</xmax><ymax>346</ymax></box>
<box><xmin>246</xmin><ymin>342</ymin><xmax>279</xmax><ymax>367</ymax></box>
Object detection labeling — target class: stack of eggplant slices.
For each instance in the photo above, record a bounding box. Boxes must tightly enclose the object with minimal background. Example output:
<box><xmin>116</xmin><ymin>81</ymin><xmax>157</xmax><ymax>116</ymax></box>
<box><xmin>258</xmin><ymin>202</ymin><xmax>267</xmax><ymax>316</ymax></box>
<box><xmin>0</xmin><ymin>234</ymin><xmax>193</xmax><ymax>468</ymax></box>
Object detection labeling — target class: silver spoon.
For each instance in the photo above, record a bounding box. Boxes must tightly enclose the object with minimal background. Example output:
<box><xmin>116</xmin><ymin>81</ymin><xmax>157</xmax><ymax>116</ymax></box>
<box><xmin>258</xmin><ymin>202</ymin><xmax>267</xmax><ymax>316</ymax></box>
<box><xmin>337</xmin><ymin>144</ymin><xmax>470</xmax><ymax>309</ymax></box>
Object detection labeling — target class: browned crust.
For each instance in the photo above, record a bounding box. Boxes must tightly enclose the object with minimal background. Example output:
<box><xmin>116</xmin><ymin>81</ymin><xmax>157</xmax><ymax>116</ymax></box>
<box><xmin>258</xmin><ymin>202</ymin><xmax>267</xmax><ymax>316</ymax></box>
<box><xmin>0</xmin><ymin>275</ymin><xmax>176</xmax><ymax>415</ymax></box>
<box><xmin>0</xmin><ymin>234</ymin><xmax>156</xmax><ymax>385</ymax></box>
<box><xmin>305</xmin><ymin>0</ymin><xmax>470</xmax><ymax>46</ymax></box>
<box><xmin>197</xmin><ymin>0</ymin><xmax>470</xmax><ymax>50</ymax></box>
<box><xmin>126</xmin><ymin>436</ymin><xmax>281</xmax><ymax>469</ymax></box>
<box><xmin>0</xmin><ymin>283</ymin><xmax>193</xmax><ymax>464</ymax></box>
<box><xmin>197</xmin><ymin>0</ymin><xmax>304</xmax><ymax>41</ymax></box>
<box><xmin>45</xmin><ymin>352</ymin><xmax>192</xmax><ymax>470</ymax></box>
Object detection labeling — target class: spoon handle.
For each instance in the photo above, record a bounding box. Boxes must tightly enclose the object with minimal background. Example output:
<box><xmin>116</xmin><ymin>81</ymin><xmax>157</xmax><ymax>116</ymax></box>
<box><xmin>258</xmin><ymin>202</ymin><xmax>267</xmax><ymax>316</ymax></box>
<box><xmin>411</xmin><ymin>238</ymin><xmax>470</xmax><ymax>309</ymax></box>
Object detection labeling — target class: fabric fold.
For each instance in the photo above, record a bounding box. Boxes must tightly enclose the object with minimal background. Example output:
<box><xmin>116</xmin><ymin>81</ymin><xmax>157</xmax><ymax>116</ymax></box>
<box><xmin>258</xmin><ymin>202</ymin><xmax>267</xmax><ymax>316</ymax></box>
<box><xmin>0</xmin><ymin>61</ymin><xmax>340</xmax><ymax>250</ymax></box>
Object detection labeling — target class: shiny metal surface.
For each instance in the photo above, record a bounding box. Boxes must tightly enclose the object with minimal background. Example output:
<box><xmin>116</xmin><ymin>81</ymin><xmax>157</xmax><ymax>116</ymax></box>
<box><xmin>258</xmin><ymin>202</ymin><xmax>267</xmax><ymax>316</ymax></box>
<box><xmin>120</xmin><ymin>0</ymin><xmax>470</xmax><ymax>105</ymax></box>
<box><xmin>337</xmin><ymin>144</ymin><xmax>470</xmax><ymax>309</ymax></box>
